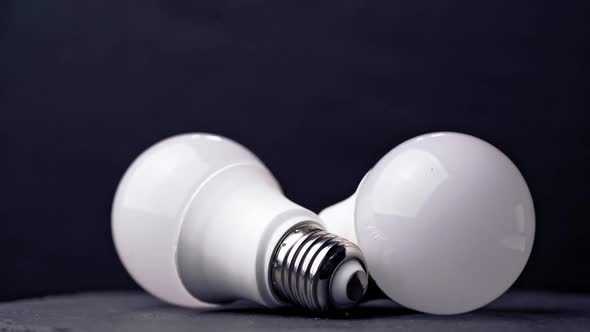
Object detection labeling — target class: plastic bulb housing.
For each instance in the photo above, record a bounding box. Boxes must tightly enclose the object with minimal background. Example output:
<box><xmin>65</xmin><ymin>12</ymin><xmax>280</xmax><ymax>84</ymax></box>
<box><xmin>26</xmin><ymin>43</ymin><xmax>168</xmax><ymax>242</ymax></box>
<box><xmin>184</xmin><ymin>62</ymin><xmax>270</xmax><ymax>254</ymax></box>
<box><xmin>112</xmin><ymin>133</ymin><xmax>368</xmax><ymax>311</ymax></box>
<box><xmin>320</xmin><ymin>132</ymin><xmax>535</xmax><ymax>314</ymax></box>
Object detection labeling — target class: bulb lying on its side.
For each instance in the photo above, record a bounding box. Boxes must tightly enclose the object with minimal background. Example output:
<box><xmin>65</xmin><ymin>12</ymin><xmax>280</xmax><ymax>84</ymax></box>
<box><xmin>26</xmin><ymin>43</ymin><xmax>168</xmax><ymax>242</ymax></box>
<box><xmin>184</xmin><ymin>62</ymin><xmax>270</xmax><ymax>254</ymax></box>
<box><xmin>112</xmin><ymin>133</ymin><xmax>368</xmax><ymax>311</ymax></box>
<box><xmin>320</xmin><ymin>132</ymin><xmax>535</xmax><ymax>315</ymax></box>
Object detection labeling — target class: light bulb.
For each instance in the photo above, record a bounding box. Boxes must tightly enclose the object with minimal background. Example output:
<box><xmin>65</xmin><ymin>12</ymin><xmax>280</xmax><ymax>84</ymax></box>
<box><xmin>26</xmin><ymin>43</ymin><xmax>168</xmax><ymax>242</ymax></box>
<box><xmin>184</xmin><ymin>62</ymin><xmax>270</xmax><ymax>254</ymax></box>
<box><xmin>320</xmin><ymin>132</ymin><xmax>535</xmax><ymax>314</ymax></box>
<box><xmin>112</xmin><ymin>133</ymin><xmax>368</xmax><ymax>311</ymax></box>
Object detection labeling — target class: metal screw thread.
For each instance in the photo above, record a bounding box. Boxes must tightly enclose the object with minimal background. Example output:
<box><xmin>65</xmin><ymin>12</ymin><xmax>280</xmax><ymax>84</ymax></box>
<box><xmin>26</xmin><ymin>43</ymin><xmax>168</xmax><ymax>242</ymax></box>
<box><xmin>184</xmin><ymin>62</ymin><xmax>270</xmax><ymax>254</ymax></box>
<box><xmin>270</xmin><ymin>223</ymin><xmax>368</xmax><ymax>311</ymax></box>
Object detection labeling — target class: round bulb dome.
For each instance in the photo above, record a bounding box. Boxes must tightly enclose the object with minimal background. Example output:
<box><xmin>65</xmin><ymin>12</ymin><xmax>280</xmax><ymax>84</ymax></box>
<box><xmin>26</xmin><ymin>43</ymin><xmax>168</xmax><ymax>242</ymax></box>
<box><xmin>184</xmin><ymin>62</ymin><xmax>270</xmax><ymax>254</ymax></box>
<box><xmin>112</xmin><ymin>133</ymin><xmax>267</xmax><ymax>307</ymax></box>
<box><xmin>355</xmin><ymin>132</ymin><xmax>535</xmax><ymax>314</ymax></box>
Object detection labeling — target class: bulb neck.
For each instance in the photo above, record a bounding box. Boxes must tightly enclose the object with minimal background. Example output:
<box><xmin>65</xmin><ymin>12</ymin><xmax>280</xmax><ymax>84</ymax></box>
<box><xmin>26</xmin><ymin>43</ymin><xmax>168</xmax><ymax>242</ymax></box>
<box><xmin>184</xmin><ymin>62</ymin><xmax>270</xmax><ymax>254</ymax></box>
<box><xmin>270</xmin><ymin>223</ymin><xmax>368</xmax><ymax>311</ymax></box>
<box><xmin>175</xmin><ymin>164</ymin><xmax>328</xmax><ymax>308</ymax></box>
<box><xmin>174</xmin><ymin>163</ymin><xmax>369</xmax><ymax>311</ymax></box>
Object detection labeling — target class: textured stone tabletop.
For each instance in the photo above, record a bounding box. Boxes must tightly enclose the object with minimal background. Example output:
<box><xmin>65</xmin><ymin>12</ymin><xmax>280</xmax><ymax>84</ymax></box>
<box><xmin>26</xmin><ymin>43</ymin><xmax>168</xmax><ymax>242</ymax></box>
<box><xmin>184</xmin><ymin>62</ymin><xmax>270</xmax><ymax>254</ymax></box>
<box><xmin>1</xmin><ymin>291</ymin><xmax>589</xmax><ymax>331</ymax></box>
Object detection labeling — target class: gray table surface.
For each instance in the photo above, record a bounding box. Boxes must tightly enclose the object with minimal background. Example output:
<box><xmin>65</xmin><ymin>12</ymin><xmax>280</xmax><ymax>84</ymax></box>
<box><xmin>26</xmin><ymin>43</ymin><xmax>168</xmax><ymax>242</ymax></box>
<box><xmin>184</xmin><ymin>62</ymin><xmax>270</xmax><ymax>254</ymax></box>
<box><xmin>1</xmin><ymin>290</ymin><xmax>589</xmax><ymax>331</ymax></box>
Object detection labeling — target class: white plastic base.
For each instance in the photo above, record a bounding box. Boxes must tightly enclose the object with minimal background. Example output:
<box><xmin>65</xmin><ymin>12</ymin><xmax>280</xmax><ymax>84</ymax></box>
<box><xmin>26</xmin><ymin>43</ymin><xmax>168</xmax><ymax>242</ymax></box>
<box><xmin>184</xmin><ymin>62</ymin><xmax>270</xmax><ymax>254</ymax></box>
<box><xmin>330</xmin><ymin>259</ymin><xmax>366</xmax><ymax>307</ymax></box>
<box><xmin>319</xmin><ymin>193</ymin><xmax>358</xmax><ymax>244</ymax></box>
<box><xmin>176</xmin><ymin>163</ymin><xmax>323</xmax><ymax>307</ymax></box>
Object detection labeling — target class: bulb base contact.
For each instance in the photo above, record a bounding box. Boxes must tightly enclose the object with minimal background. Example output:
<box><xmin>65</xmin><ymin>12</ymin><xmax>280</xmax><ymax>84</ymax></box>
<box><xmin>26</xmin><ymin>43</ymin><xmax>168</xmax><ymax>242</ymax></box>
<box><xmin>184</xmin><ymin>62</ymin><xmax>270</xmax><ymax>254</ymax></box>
<box><xmin>270</xmin><ymin>223</ymin><xmax>368</xmax><ymax>311</ymax></box>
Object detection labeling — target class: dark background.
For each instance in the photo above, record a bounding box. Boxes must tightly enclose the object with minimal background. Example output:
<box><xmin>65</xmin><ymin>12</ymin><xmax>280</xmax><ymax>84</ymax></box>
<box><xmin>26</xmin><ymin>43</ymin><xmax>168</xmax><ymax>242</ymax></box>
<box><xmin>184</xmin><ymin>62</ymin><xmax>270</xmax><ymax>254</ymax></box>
<box><xmin>0</xmin><ymin>0</ymin><xmax>588</xmax><ymax>302</ymax></box>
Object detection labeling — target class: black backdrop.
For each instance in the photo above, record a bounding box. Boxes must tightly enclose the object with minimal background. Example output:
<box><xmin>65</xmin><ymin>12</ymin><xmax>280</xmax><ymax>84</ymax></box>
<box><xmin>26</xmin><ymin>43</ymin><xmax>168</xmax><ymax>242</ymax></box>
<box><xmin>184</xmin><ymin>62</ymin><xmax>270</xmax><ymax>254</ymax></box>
<box><xmin>1</xmin><ymin>0</ymin><xmax>588</xmax><ymax>301</ymax></box>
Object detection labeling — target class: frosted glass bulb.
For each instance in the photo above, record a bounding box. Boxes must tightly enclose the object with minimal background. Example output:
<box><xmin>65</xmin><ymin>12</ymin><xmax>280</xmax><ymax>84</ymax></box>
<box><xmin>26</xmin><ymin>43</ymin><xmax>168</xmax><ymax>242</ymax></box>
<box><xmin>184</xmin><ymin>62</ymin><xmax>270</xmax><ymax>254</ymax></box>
<box><xmin>320</xmin><ymin>132</ymin><xmax>535</xmax><ymax>314</ymax></box>
<box><xmin>112</xmin><ymin>133</ymin><xmax>368</xmax><ymax>311</ymax></box>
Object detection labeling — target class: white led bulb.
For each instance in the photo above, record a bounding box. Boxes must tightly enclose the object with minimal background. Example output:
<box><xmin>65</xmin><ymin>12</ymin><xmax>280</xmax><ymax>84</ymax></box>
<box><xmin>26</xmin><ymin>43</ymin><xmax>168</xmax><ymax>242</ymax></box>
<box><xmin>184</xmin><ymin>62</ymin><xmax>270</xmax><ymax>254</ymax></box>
<box><xmin>321</xmin><ymin>132</ymin><xmax>535</xmax><ymax>314</ymax></box>
<box><xmin>112</xmin><ymin>133</ymin><xmax>368</xmax><ymax>311</ymax></box>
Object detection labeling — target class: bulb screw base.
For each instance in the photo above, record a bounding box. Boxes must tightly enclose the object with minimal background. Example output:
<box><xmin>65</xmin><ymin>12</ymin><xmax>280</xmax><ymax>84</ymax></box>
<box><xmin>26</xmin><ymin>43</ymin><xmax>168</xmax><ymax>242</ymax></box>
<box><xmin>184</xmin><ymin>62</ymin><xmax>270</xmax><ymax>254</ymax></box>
<box><xmin>270</xmin><ymin>223</ymin><xmax>368</xmax><ymax>311</ymax></box>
